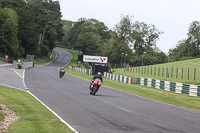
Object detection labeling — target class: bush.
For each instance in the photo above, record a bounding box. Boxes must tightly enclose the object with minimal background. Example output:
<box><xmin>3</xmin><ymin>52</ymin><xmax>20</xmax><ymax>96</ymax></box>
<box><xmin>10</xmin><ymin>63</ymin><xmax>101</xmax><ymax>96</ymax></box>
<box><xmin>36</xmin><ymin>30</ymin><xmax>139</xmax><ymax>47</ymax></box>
<box><xmin>40</xmin><ymin>45</ymin><xmax>49</xmax><ymax>57</ymax></box>
<box><xmin>83</xmin><ymin>62</ymin><xmax>91</xmax><ymax>69</ymax></box>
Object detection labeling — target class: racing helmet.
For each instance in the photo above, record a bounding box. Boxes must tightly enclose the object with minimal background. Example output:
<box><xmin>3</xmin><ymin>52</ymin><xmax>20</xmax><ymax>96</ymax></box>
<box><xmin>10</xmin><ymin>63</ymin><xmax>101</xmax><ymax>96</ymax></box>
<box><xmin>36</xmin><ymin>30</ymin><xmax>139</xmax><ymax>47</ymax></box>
<box><xmin>97</xmin><ymin>72</ymin><xmax>101</xmax><ymax>77</ymax></box>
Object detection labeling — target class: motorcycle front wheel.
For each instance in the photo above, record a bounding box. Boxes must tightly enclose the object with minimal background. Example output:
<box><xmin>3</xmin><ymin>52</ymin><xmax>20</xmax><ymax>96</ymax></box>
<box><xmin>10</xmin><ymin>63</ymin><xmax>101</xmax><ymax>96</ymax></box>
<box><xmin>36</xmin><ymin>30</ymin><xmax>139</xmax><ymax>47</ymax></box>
<box><xmin>92</xmin><ymin>85</ymin><xmax>99</xmax><ymax>95</ymax></box>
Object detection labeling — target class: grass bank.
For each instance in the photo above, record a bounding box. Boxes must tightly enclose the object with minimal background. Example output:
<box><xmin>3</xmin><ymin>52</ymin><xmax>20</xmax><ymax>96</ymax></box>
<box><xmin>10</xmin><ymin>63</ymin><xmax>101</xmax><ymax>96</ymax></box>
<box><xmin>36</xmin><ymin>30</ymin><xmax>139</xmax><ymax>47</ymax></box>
<box><xmin>113</xmin><ymin>58</ymin><xmax>200</xmax><ymax>85</ymax></box>
<box><xmin>0</xmin><ymin>86</ymin><xmax>74</xmax><ymax>133</ymax></box>
<box><xmin>34</xmin><ymin>50</ymin><xmax>57</xmax><ymax>67</ymax></box>
<box><xmin>0</xmin><ymin>106</ymin><xmax>4</xmax><ymax>121</ymax></box>
<box><xmin>0</xmin><ymin>60</ymin><xmax>6</xmax><ymax>63</ymax></box>
<box><xmin>62</xmin><ymin>48</ymin><xmax>200</xmax><ymax>111</ymax></box>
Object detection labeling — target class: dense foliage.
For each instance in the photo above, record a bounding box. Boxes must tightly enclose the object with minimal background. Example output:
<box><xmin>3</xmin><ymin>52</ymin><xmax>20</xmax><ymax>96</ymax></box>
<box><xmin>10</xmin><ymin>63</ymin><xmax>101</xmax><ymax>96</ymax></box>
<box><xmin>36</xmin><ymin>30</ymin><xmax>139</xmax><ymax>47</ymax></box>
<box><xmin>1</xmin><ymin>0</ymin><xmax>198</xmax><ymax>66</ymax></box>
<box><xmin>169</xmin><ymin>21</ymin><xmax>200</xmax><ymax>61</ymax></box>
<box><xmin>0</xmin><ymin>0</ymin><xmax>63</xmax><ymax>58</ymax></box>
<box><xmin>62</xmin><ymin>15</ymin><xmax>166</xmax><ymax>66</ymax></box>
<box><xmin>62</xmin><ymin>18</ymin><xmax>110</xmax><ymax>55</ymax></box>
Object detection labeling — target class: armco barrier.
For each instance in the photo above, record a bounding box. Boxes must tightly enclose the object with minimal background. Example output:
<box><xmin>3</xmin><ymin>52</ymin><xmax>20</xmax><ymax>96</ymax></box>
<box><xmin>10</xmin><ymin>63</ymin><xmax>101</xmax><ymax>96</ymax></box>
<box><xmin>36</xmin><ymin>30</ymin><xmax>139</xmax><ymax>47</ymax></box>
<box><xmin>182</xmin><ymin>84</ymin><xmax>190</xmax><ymax>94</ymax></box>
<box><xmin>151</xmin><ymin>79</ymin><xmax>156</xmax><ymax>88</ymax></box>
<box><xmin>103</xmin><ymin>72</ymin><xmax>132</xmax><ymax>85</ymax></box>
<box><xmin>144</xmin><ymin>78</ymin><xmax>148</xmax><ymax>86</ymax></box>
<box><xmin>69</xmin><ymin>66</ymin><xmax>87</xmax><ymax>74</ymax></box>
<box><xmin>155</xmin><ymin>79</ymin><xmax>160</xmax><ymax>89</ymax></box>
<box><xmin>170</xmin><ymin>82</ymin><xmax>176</xmax><ymax>92</ymax></box>
<box><xmin>164</xmin><ymin>81</ymin><xmax>170</xmax><ymax>91</ymax></box>
<box><xmin>136</xmin><ymin>77</ymin><xmax>199</xmax><ymax>97</ymax></box>
<box><xmin>71</xmin><ymin>69</ymin><xmax>200</xmax><ymax>97</ymax></box>
<box><xmin>189</xmin><ymin>85</ymin><xmax>198</xmax><ymax>96</ymax></box>
<box><xmin>147</xmin><ymin>78</ymin><xmax>152</xmax><ymax>87</ymax></box>
<box><xmin>197</xmin><ymin>86</ymin><xmax>200</xmax><ymax>96</ymax></box>
<box><xmin>175</xmin><ymin>83</ymin><xmax>182</xmax><ymax>94</ymax></box>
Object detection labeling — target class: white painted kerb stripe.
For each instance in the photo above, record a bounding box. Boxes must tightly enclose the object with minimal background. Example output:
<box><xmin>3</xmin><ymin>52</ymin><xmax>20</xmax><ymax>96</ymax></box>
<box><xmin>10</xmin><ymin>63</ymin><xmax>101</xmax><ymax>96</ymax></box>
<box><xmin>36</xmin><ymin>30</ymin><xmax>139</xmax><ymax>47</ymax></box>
<box><xmin>0</xmin><ymin>82</ymin><xmax>26</xmax><ymax>92</ymax></box>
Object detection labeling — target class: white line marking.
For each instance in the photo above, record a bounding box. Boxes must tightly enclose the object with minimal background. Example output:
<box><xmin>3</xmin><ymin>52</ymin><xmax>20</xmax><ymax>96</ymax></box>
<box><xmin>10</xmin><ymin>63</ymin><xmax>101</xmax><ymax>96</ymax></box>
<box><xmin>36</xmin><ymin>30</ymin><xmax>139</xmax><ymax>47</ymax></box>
<box><xmin>23</xmin><ymin>50</ymin><xmax>79</xmax><ymax>133</ymax></box>
<box><xmin>11</xmin><ymin>69</ymin><xmax>24</xmax><ymax>79</ymax></box>
<box><xmin>27</xmin><ymin>91</ymin><xmax>79</xmax><ymax>133</ymax></box>
<box><xmin>23</xmin><ymin>70</ymin><xmax>28</xmax><ymax>91</ymax></box>
<box><xmin>0</xmin><ymin>83</ymin><xmax>26</xmax><ymax>92</ymax></box>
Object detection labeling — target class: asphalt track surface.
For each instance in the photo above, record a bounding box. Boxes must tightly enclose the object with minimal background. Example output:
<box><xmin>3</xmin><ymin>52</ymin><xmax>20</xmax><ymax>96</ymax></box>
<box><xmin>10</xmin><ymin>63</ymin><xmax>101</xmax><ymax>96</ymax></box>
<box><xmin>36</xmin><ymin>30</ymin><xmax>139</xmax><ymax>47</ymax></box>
<box><xmin>0</xmin><ymin>63</ymin><xmax>26</xmax><ymax>90</ymax></box>
<box><xmin>25</xmin><ymin>49</ymin><xmax>200</xmax><ymax>133</ymax></box>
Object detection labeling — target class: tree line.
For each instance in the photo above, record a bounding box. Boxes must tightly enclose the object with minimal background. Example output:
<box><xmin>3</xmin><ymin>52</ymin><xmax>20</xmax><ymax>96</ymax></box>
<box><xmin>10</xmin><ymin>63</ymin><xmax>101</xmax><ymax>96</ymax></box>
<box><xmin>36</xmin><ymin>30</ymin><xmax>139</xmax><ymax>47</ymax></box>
<box><xmin>0</xmin><ymin>0</ymin><xmax>63</xmax><ymax>58</ymax></box>
<box><xmin>169</xmin><ymin>21</ymin><xmax>200</xmax><ymax>62</ymax></box>
<box><xmin>62</xmin><ymin>15</ymin><xmax>200</xmax><ymax>66</ymax></box>
<box><xmin>1</xmin><ymin>0</ymin><xmax>199</xmax><ymax>65</ymax></box>
<box><xmin>62</xmin><ymin>15</ymin><xmax>167</xmax><ymax>66</ymax></box>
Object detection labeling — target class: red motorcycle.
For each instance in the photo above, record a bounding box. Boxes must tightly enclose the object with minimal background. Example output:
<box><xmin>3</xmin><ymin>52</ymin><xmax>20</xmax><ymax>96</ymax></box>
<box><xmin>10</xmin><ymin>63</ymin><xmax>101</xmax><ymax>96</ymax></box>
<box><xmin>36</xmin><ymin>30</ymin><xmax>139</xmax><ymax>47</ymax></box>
<box><xmin>90</xmin><ymin>78</ymin><xmax>102</xmax><ymax>95</ymax></box>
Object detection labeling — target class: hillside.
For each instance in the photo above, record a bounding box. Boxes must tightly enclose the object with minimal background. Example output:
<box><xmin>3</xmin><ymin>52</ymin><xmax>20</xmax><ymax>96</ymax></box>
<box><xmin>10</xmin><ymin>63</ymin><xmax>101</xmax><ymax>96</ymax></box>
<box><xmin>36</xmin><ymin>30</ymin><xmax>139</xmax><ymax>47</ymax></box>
<box><xmin>113</xmin><ymin>58</ymin><xmax>200</xmax><ymax>84</ymax></box>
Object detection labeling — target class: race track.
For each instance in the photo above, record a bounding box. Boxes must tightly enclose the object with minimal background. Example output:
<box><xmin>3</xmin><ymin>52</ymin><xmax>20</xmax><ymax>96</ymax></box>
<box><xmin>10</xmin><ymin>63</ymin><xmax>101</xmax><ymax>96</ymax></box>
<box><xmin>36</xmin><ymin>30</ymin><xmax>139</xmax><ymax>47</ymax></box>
<box><xmin>25</xmin><ymin>48</ymin><xmax>200</xmax><ymax>133</ymax></box>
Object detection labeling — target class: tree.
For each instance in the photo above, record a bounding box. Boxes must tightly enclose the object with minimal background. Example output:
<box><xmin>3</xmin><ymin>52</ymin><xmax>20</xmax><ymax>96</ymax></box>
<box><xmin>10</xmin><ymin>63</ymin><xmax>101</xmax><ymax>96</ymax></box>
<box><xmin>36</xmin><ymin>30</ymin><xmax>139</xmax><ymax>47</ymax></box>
<box><xmin>30</xmin><ymin>0</ymin><xmax>63</xmax><ymax>56</ymax></box>
<box><xmin>187</xmin><ymin>21</ymin><xmax>200</xmax><ymax>57</ymax></box>
<box><xmin>114</xmin><ymin>15</ymin><xmax>162</xmax><ymax>55</ymax></box>
<box><xmin>0</xmin><ymin>0</ymin><xmax>63</xmax><ymax>57</ymax></box>
<box><xmin>169</xmin><ymin>21</ymin><xmax>200</xmax><ymax>61</ymax></box>
<box><xmin>112</xmin><ymin>14</ymin><xmax>164</xmax><ymax>66</ymax></box>
<box><xmin>0</xmin><ymin>8</ymin><xmax>19</xmax><ymax>58</ymax></box>
<box><xmin>63</xmin><ymin>18</ymin><xmax>110</xmax><ymax>55</ymax></box>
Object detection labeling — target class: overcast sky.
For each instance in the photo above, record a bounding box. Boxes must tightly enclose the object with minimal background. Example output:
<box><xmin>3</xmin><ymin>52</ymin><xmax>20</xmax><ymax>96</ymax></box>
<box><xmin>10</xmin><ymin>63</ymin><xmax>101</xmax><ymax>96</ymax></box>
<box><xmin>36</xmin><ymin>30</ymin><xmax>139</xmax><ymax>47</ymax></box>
<box><xmin>58</xmin><ymin>0</ymin><xmax>200</xmax><ymax>53</ymax></box>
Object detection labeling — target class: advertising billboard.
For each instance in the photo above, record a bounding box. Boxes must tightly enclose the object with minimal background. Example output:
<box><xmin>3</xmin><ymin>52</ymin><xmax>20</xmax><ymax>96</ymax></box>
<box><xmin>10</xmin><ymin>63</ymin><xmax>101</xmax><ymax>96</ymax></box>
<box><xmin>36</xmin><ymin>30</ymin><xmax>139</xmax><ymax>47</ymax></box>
<box><xmin>83</xmin><ymin>55</ymin><xmax>108</xmax><ymax>64</ymax></box>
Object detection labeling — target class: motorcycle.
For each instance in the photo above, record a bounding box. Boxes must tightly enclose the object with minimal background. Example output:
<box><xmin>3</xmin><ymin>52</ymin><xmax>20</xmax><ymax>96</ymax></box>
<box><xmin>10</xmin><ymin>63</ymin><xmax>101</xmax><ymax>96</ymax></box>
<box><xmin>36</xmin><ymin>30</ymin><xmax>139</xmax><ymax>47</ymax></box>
<box><xmin>59</xmin><ymin>69</ymin><xmax>65</xmax><ymax>78</ymax></box>
<box><xmin>90</xmin><ymin>78</ymin><xmax>102</xmax><ymax>95</ymax></box>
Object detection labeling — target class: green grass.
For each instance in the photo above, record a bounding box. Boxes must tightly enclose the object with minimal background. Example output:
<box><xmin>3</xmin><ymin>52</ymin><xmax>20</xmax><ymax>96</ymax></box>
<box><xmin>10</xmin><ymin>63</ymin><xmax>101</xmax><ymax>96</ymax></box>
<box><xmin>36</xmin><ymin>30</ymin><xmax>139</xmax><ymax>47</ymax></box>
<box><xmin>12</xmin><ymin>69</ymin><xmax>24</xmax><ymax>78</ymax></box>
<box><xmin>0</xmin><ymin>60</ymin><xmax>7</xmax><ymax>63</ymax></box>
<box><xmin>34</xmin><ymin>50</ymin><xmax>57</xmax><ymax>67</ymax></box>
<box><xmin>113</xmin><ymin>58</ymin><xmax>200</xmax><ymax>85</ymax></box>
<box><xmin>0</xmin><ymin>106</ymin><xmax>4</xmax><ymax>121</ymax></box>
<box><xmin>61</xmin><ymin>48</ymin><xmax>200</xmax><ymax>111</ymax></box>
<box><xmin>0</xmin><ymin>86</ymin><xmax>74</xmax><ymax>133</ymax></box>
<box><xmin>0</xmin><ymin>112</ymin><xmax>4</xmax><ymax>121</ymax></box>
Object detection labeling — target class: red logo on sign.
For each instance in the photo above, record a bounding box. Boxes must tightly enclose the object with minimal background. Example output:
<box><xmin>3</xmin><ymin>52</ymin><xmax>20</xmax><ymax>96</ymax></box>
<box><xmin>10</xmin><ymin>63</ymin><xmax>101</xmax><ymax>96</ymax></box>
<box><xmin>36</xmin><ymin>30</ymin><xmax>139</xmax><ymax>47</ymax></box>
<box><xmin>100</xmin><ymin>58</ymin><xmax>106</xmax><ymax>62</ymax></box>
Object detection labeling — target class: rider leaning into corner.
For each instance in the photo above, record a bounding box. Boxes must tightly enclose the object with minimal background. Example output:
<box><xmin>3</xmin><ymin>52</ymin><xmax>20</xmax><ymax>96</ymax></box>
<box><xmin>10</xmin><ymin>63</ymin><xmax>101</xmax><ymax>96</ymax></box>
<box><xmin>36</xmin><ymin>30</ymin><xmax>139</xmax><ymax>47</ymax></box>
<box><xmin>90</xmin><ymin>72</ymin><xmax>103</xmax><ymax>89</ymax></box>
<box><xmin>59</xmin><ymin>67</ymin><xmax>65</xmax><ymax>76</ymax></box>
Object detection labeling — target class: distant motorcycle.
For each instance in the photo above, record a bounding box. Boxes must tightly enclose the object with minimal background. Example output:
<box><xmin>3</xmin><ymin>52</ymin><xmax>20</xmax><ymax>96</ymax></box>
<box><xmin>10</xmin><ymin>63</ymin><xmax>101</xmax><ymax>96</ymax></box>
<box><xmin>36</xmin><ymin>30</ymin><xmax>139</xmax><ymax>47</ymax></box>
<box><xmin>59</xmin><ymin>69</ymin><xmax>65</xmax><ymax>78</ymax></box>
<box><xmin>90</xmin><ymin>78</ymin><xmax>102</xmax><ymax>95</ymax></box>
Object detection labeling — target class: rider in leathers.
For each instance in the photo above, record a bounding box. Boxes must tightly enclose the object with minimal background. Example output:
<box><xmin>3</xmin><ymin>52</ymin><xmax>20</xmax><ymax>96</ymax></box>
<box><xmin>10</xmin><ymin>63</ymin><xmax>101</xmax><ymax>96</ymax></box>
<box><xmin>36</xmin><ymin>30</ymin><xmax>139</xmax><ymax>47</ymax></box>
<box><xmin>59</xmin><ymin>67</ymin><xmax>65</xmax><ymax>77</ymax></box>
<box><xmin>90</xmin><ymin>72</ymin><xmax>103</xmax><ymax>89</ymax></box>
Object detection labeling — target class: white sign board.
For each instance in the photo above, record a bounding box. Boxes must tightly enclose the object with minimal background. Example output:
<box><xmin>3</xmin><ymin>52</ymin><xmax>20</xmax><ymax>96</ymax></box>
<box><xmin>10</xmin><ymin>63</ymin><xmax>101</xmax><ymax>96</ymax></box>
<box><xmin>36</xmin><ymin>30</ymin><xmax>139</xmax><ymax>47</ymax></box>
<box><xmin>83</xmin><ymin>55</ymin><xmax>108</xmax><ymax>63</ymax></box>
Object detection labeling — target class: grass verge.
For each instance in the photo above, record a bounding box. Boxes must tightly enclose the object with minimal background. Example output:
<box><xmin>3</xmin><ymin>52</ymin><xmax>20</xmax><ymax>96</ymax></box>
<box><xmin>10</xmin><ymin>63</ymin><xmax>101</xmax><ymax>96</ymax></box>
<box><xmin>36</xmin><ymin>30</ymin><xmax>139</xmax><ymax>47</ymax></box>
<box><xmin>0</xmin><ymin>106</ymin><xmax>4</xmax><ymax>121</ymax></box>
<box><xmin>0</xmin><ymin>60</ymin><xmax>6</xmax><ymax>63</ymax></box>
<box><xmin>34</xmin><ymin>50</ymin><xmax>57</xmax><ymax>67</ymax></box>
<box><xmin>62</xmin><ymin>48</ymin><xmax>200</xmax><ymax>111</ymax></box>
<box><xmin>113</xmin><ymin>58</ymin><xmax>200</xmax><ymax>85</ymax></box>
<box><xmin>0</xmin><ymin>86</ymin><xmax>74</xmax><ymax>133</ymax></box>
<box><xmin>0</xmin><ymin>112</ymin><xmax>4</xmax><ymax>121</ymax></box>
